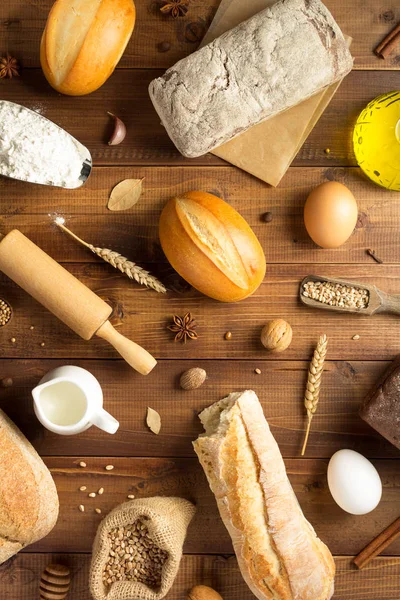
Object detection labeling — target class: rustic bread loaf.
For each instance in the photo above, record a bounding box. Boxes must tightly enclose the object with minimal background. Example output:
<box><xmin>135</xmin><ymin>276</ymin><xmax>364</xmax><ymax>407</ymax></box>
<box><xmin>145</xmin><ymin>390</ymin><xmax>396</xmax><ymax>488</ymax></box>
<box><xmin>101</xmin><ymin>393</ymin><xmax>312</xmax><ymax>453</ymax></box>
<box><xmin>193</xmin><ymin>390</ymin><xmax>335</xmax><ymax>600</ymax></box>
<box><xmin>0</xmin><ymin>409</ymin><xmax>59</xmax><ymax>563</ymax></box>
<box><xmin>149</xmin><ymin>0</ymin><xmax>353</xmax><ymax>158</ymax></box>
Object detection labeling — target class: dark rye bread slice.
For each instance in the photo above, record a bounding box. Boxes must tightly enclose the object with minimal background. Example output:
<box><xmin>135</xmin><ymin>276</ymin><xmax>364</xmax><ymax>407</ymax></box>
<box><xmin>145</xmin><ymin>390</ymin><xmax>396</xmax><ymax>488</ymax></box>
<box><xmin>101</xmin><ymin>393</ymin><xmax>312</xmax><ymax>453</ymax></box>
<box><xmin>360</xmin><ymin>356</ymin><xmax>400</xmax><ymax>449</ymax></box>
<box><xmin>149</xmin><ymin>0</ymin><xmax>353</xmax><ymax>158</ymax></box>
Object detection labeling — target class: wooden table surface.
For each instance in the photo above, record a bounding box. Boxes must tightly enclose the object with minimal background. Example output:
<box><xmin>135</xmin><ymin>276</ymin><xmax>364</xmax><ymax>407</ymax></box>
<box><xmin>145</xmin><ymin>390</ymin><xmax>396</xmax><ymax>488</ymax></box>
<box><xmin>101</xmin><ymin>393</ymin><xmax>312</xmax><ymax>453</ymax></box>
<box><xmin>1</xmin><ymin>1</ymin><xmax>400</xmax><ymax>598</ymax></box>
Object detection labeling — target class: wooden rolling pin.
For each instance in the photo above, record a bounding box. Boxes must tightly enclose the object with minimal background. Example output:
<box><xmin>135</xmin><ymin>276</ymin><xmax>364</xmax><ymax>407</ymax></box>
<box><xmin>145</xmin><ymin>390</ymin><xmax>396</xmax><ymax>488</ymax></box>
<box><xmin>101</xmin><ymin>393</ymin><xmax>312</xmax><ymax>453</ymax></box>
<box><xmin>0</xmin><ymin>230</ymin><xmax>156</xmax><ymax>375</ymax></box>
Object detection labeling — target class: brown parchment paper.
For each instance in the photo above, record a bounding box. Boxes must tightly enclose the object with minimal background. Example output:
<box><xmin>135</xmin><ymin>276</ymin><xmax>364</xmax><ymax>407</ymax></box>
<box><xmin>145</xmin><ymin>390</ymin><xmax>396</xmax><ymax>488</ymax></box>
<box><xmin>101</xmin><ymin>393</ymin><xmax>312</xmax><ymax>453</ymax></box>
<box><xmin>201</xmin><ymin>0</ymin><xmax>350</xmax><ymax>186</ymax></box>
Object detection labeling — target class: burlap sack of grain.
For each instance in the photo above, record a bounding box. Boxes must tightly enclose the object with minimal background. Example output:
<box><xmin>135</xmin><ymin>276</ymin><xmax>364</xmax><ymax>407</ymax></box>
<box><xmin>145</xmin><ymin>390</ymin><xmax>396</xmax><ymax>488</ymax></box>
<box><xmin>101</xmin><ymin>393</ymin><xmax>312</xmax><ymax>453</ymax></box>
<box><xmin>90</xmin><ymin>497</ymin><xmax>196</xmax><ymax>600</ymax></box>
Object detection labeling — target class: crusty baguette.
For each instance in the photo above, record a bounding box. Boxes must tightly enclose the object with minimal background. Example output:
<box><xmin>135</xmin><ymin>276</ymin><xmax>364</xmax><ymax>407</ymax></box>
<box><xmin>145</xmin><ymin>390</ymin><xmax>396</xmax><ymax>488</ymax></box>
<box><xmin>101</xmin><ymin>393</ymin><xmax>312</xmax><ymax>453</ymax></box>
<box><xmin>193</xmin><ymin>391</ymin><xmax>335</xmax><ymax>600</ymax></box>
<box><xmin>149</xmin><ymin>0</ymin><xmax>353</xmax><ymax>158</ymax></box>
<box><xmin>0</xmin><ymin>409</ymin><xmax>59</xmax><ymax>563</ymax></box>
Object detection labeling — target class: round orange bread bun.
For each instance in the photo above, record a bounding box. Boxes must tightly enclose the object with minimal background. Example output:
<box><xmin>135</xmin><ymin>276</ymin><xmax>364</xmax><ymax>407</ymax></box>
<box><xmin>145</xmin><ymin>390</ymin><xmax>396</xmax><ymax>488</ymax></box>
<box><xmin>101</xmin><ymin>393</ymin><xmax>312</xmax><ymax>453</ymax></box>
<box><xmin>159</xmin><ymin>191</ymin><xmax>266</xmax><ymax>302</ymax></box>
<box><xmin>40</xmin><ymin>0</ymin><xmax>136</xmax><ymax>96</ymax></box>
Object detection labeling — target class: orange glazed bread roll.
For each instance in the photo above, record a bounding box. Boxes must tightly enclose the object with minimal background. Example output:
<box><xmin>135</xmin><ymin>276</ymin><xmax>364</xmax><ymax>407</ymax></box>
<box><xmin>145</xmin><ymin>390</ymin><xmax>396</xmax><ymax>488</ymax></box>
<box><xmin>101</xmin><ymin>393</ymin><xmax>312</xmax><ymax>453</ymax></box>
<box><xmin>159</xmin><ymin>191</ymin><xmax>266</xmax><ymax>302</ymax></box>
<box><xmin>41</xmin><ymin>0</ymin><xmax>136</xmax><ymax>96</ymax></box>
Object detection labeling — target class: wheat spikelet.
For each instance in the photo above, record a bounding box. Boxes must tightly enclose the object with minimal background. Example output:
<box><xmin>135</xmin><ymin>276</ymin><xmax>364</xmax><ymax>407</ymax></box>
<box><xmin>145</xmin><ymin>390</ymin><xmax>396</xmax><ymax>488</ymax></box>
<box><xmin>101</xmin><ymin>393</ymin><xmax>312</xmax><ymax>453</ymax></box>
<box><xmin>301</xmin><ymin>334</ymin><xmax>328</xmax><ymax>456</ymax></box>
<box><xmin>54</xmin><ymin>219</ymin><xmax>166</xmax><ymax>294</ymax></box>
<box><xmin>89</xmin><ymin>246</ymin><xmax>166</xmax><ymax>293</ymax></box>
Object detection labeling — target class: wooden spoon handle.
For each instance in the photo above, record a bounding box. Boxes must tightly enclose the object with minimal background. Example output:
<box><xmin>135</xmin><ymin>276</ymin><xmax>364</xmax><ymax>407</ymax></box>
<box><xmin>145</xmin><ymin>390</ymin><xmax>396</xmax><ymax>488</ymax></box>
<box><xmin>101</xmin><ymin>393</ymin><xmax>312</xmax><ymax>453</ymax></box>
<box><xmin>96</xmin><ymin>320</ymin><xmax>157</xmax><ymax>375</ymax></box>
<box><xmin>381</xmin><ymin>293</ymin><xmax>400</xmax><ymax>316</ymax></box>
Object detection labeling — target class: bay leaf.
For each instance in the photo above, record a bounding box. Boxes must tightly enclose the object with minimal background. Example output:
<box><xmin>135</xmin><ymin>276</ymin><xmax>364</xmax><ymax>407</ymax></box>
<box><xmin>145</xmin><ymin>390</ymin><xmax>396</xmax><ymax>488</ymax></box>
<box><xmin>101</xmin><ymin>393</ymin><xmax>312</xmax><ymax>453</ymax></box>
<box><xmin>146</xmin><ymin>407</ymin><xmax>161</xmax><ymax>435</ymax></box>
<box><xmin>107</xmin><ymin>178</ymin><xmax>144</xmax><ymax>211</ymax></box>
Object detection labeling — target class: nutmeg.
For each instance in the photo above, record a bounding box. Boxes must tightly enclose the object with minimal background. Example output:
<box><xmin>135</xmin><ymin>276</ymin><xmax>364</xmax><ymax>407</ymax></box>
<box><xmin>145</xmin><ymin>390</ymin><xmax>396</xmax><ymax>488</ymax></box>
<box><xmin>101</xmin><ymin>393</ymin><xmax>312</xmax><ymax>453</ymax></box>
<box><xmin>186</xmin><ymin>585</ymin><xmax>224</xmax><ymax>600</ymax></box>
<box><xmin>180</xmin><ymin>368</ymin><xmax>207</xmax><ymax>390</ymax></box>
<box><xmin>261</xmin><ymin>319</ymin><xmax>292</xmax><ymax>352</ymax></box>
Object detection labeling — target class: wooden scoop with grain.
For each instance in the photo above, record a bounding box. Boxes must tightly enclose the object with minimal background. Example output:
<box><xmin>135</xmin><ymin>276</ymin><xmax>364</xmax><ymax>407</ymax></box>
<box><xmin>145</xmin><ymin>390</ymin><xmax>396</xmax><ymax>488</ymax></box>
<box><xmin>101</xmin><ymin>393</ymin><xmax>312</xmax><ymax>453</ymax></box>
<box><xmin>300</xmin><ymin>275</ymin><xmax>400</xmax><ymax>316</ymax></box>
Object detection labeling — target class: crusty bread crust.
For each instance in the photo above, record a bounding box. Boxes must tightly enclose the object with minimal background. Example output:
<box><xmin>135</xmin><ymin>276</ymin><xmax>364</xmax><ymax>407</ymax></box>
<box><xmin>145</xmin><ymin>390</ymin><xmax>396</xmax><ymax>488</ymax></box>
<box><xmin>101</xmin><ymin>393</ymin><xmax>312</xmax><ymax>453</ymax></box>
<box><xmin>0</xmin><ymin>409</ymin><xmax>59</xmax><ymax>563</ymax></box>
<box><xmin>159</xmin><ymin>191</ymin><xmax>266</xmax><ymax>303</ymax></box>
<box><xmin>193</xmin><ymin>391</ymin><xmax>335</xmax><ymax>600</ymax></box>
<box><xmin>149</xmin><ymin>0</ymin><xmax>353</xmax><ymax>158</ymax></box>
<box><xmin>41</xmin><ymin>0</ymin><xmax>136</xmax><ymax>96</ymax></box>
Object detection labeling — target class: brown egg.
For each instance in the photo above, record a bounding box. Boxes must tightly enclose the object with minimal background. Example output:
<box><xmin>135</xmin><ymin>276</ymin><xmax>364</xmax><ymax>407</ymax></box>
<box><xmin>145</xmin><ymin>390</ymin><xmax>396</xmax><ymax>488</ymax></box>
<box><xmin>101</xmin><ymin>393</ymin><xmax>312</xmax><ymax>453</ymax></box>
<box><xmin>304</xmin><ymin>182</ymin><xmax>358</xmax><ymax>249</ymax></box>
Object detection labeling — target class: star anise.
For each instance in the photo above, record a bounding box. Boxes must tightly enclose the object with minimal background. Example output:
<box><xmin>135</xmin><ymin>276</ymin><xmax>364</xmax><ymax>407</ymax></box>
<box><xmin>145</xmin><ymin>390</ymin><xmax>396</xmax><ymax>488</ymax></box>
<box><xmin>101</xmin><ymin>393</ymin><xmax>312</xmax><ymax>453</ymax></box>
<box><xmin>168</xmin><ymin>312</ymin><xmax>198</xmax><ymax>343</ymax></box>
<box><xmin>160</xmin><ymin>0</ymin><xmax>189</xmax><ymax>18</ymax></box>
<box><xmin>0</xmin><ymin>55</ymin><xmax>20</xmax><ymax>79</ymax></box>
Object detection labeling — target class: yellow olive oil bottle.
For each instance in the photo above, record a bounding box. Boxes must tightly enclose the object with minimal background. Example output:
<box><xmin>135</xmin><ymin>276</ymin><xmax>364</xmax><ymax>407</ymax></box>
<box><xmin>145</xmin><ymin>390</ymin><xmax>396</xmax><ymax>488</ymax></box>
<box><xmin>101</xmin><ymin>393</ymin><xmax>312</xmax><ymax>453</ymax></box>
<box><xmin>353</xmin><ymin>91</ymin><xmax>400</xmax><ymax>191</ymax></box>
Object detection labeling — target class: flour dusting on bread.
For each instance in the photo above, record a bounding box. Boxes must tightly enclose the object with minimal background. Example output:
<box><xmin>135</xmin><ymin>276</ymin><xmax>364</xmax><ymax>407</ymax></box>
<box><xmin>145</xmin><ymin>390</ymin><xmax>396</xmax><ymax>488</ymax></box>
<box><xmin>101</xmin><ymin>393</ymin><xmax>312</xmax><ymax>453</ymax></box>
<box><xmin>193</xmin><ymin>390</ymin><xmax>335</xmax><ymax>600</ymax></box>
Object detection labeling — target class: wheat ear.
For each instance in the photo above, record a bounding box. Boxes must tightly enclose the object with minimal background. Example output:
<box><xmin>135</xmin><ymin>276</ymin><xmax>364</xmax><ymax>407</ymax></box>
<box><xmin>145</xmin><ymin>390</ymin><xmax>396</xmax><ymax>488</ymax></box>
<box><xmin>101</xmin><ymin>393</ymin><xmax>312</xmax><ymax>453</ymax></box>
<box><xmin>55</xmin><ymin>221</ymin><xmax>166</xmax><ymax>294</ymax></box>
<box><xmin>301</xmin><ymin>334</ymin><xmax>328</xmax><ymax>456</ymax></box>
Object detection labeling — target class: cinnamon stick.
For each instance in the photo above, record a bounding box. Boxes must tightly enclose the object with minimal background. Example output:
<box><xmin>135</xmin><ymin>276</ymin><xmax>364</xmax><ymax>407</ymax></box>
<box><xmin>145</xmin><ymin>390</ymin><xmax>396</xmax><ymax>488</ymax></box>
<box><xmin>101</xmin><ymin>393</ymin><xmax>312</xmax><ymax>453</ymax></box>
<box><xmin>353</xmin><ymin>516</ymin><xmax>400</xmax><ymax>569</ymax></box>
<box><xmin>375</xmin><ymin>21</ymin><xmax>400</xmax><ymax>59</ymax></box>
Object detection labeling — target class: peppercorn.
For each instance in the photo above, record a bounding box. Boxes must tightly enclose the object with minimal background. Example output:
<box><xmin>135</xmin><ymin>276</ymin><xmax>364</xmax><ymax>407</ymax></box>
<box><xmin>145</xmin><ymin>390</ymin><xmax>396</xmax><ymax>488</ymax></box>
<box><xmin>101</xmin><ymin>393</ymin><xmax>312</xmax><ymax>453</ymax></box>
<box><xmin>262</xmin><ymin>212</ymin><xmax>273</xmax><ymax>223</ymax></box>
<box><xmin>157</xmin><ymin>41</ymin><xmax>171</xmax><ymax>52</ymax></box>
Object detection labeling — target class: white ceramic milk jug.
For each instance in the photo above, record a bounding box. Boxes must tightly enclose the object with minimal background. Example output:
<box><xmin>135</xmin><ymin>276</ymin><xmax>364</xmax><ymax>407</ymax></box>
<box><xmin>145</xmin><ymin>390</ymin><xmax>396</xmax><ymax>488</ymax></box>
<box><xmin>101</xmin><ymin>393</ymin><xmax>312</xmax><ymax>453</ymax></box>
<box><xmin>32</xmin><ymin>366</ymin><xmax>119</xmax><ymax>435</ymax></box>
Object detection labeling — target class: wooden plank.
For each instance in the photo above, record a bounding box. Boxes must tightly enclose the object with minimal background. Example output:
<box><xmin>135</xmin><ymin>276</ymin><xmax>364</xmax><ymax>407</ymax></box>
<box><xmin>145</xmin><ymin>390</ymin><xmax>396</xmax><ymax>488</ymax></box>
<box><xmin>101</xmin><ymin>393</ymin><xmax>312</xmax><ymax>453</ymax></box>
<box><xmin>0</xmin><ymin>0</ymin><xmax>399</xmax><ymax>591</ymax></box>
<box><xmin>0</xmin><ymin>70</ymin><xmax>398</xmax><ymax>167</ymax></box>
<box><xmin>1</xmin><ymin>166</ymin><xmax>400</xmax><ymax>265</ymax></box>
<box><xmin>11</xmin><ymin>456</ymin><xmax>398</xmax><ymax>555</ymax></box>
<box><xmin>1</xmin><ymin>0</ymin><xmax>399</xmax><ymax>70</ymax></box>
<box><xmin>0</xmin><ymin>358</ymin><xmax>397</xmax><ymax>459</ymax></box>
<box><xmin>2</xmin><ymin>553</ymin><xmax>400</xmax><ymax>600</ymax></box>
<box><xmin>1</xmin><ymin>263</ymin><xmax>400</xmax><ymax>361</ymax></box>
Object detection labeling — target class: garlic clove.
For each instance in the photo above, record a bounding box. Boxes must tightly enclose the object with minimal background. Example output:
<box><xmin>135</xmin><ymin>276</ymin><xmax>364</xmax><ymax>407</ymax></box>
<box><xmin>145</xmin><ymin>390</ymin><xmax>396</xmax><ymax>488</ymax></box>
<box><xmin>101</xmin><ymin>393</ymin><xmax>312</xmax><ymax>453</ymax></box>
<box><xmin>107</xmin><ymin>112</ymin><xmax>126</xmax><ymax>146</ymax></box>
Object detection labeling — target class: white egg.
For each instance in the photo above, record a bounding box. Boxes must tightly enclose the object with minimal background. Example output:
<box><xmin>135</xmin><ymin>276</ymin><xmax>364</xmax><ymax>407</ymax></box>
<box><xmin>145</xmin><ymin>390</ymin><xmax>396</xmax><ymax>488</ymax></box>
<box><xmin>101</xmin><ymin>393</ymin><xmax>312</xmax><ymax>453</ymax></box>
<box><xmin>327</xmin><ymin>449</ymin><xmax>382</xmax><ymax>515</ymax></box>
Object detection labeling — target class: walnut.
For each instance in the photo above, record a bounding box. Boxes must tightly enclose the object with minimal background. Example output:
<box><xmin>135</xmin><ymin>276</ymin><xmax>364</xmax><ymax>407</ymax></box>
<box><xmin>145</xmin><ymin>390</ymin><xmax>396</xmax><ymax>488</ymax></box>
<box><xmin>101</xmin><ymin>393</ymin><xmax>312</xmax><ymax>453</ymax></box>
<box><xmin>186</xmin><ymin>585</ymin><xmax>224</xmax><ymax>600</ymax></box>
<box><xmin>261</xmin><ymin>319</ymin><xmax>292</xmax><ymax>352</ymax></box>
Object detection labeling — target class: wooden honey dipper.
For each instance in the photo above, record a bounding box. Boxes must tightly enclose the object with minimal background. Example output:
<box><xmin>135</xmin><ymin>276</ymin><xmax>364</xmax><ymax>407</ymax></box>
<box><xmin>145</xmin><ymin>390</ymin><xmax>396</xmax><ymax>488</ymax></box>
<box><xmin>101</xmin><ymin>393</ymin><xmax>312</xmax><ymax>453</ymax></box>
<box><xmin>0</xmin><ymin>230</ymin><xmax>156</xmax><ymax>375</ymax></box>
<box><xmin>39</xmin><ymin>563</ymin><xmax>70</xmax><ymax>599</ymax></box>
